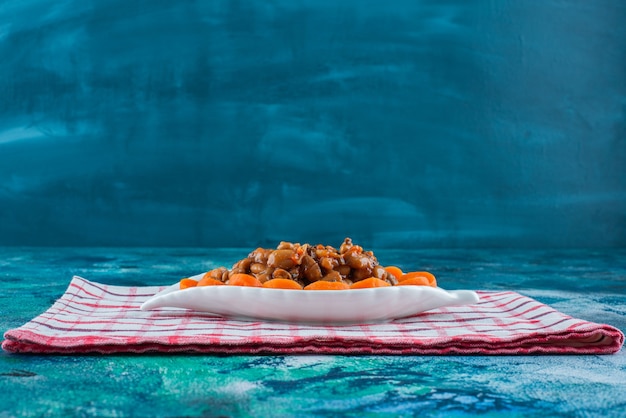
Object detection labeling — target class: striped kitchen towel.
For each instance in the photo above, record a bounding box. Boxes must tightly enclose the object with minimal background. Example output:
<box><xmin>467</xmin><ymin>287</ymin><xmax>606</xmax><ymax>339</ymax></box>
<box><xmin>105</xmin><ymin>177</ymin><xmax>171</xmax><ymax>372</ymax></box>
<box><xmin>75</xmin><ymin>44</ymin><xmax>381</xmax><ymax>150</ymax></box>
<box><xmin>2</xmin><ymin>276</ymin><xmax>623</xmax><ymax>355</ymax></box>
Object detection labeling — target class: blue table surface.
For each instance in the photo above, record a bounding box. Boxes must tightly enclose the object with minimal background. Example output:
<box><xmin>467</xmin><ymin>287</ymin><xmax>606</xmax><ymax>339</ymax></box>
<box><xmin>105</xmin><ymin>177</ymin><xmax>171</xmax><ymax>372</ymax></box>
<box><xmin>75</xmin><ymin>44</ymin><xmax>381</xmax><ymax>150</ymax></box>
<box><xmin>1</xmin><ymin>247</ymin><xmax>625</xmax><ymax>417</ymax></box>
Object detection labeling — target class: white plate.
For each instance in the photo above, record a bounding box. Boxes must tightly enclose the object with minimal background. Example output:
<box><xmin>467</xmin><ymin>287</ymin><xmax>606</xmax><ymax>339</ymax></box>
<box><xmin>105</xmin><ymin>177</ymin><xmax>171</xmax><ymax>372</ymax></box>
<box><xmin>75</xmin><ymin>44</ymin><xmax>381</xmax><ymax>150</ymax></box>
<box><xmin>140</xmin><ymin>273</ymin><xmax>480</xmax><ymax>324</ymax></box>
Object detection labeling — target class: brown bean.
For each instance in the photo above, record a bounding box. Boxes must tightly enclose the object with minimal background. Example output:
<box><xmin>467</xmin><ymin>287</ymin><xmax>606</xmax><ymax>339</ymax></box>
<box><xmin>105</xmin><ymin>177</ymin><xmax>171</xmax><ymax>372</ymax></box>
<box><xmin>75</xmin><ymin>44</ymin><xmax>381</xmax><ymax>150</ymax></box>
<box><xmin>250</xmin><ymin>262</ymin><xmax>265</xmax><ymax>274</ymax></box>
<box><xmin>232</xmin><ymin>258</ymin><xmax>252</xmax><ymax>272</ymax></box>
<box><xmin>351</xmin><ymin>267</ymin><xmax>373</xmax><ymax>282</ymax></box>
<box><xmin>372</xmin><ymin>266</ymin><xmax>396</xmax><ymax>284</ymax></box>
<box><xmin>248</xmin><ymin>248</ymin><xmax>271</xmax><ymax>264</ymax></box>
<box><xmin>320</xmin><ymin>256</ymin><xmax>338</xmax><ymax>272</ymax></box>
<box><xmin>277</xmin><ymin>241</ymin><xmax>295</xmax><ymax>250</ymax></box>
<box><xmin>255</xmin><ymin>267</ymin><xmax>274</xmax><ymax>283</ymax></box>
<box><xmin>344</xmin><ymin>252</ymin><xmax>373</xmax><ymax>269</ymax></box>
<box><xmin>321</xmin><ymin>270</ymin><xmax>342</xmax><ymax>282</ymax></box>
<box><xmin>339</xmin><ymin>237</ymin><xmax>353</xmax><ymax>253</ymax></box>
<box><xmin>272</xmin><ymin>268</ymin><xmax>292</xmax><ymax>279</ymax></box>
<box><xmin>301</xmin><ymin>255</ymin><xmax>322</xmax><ymax>282</ymax></box>
<box><xmin>267</xmin><ymin>249</ymin><xmax>296</xmax><ymax>269</ymax></box>
<box><xmin>205</xmin><ymin>268</ymin><xmax>219</xmax><ymax>279</ymax></box>
<box><xmin>336</xmin><ymin>264</ymin><xmax>351</xmax><ymax>278</ymax></box>
<box><xmin>205</xmin><ymin>267</ymin><xmax>222</xmax><ymax>278</ymax></box>
<box><xmin>315</xmin><ymin>248</ymin><xmax>329</xmax><ymax>258</ymax></box>
<box><xmin>372</xmin><ymin>265</ymin><xmax>386</xmax><ymax>279</ymax></box>
<box><xmin>206</xmin><ymin>267</ymin><xmax>229</xmax><ymax>282</ymax></box>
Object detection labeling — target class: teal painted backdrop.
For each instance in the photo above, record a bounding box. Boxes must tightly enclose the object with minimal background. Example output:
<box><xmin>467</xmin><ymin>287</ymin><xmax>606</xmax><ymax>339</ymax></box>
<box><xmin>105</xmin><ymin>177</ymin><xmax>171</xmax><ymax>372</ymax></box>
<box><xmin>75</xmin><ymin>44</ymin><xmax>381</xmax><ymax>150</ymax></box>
<box><xmin>1</xmin><ymin>0</ymin><xmax>625</xmax><ymax>248</ymax></box>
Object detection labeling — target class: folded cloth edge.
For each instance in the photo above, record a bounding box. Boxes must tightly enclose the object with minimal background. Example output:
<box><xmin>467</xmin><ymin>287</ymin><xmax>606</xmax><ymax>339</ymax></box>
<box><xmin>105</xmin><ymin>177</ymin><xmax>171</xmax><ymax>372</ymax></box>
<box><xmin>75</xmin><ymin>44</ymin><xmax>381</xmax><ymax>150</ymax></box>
<box><xmin>3</xmin><ymin>330</ymin><xmax>623</xmax><ymax>355</ymax></box>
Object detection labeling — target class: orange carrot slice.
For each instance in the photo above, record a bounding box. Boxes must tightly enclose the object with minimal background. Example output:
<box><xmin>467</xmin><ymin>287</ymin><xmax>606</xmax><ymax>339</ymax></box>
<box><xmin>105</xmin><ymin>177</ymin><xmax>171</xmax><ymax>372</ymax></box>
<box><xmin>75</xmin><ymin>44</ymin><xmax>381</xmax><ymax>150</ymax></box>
<box><xmin>228</xmin><ymin>273</ymin><xmax>263</xmax><ymax>287</ymax></box>
<box><xmin>196</xmin><ymin>276</ymin><xmax>225</xmax><ymax>287</ymax></box>
<box><xmin>179</xmin><ymin>278</ymin><xmax>199</xmax><ymax>289</ymax></box>
<box><xmin>397</xmin><ymin>276</ymin><xmax>430</xmax><ymax>286</ymax></box>
<box><xmin>304</xmin><ymin>281</ymin><xmax>350</xmax><ymax>290</ymax></box>
<box><xmin>400</xmin><ymin>271</ymin><xmax>437</xmax><ymax>287</ymax></box>
<box><xmin>350</xmin><ymin>277</ymin><xmax>391</xmax><ymax>289</ymax></box>
<box><xmin>384</xmin><ymin>266</ymin><xmax>404</xmax><ymax>280</ymax></box>
<box><xmin>262</xmin><ymin>278</ymin><xmax>303</xmax><ymax>290</ymax></box>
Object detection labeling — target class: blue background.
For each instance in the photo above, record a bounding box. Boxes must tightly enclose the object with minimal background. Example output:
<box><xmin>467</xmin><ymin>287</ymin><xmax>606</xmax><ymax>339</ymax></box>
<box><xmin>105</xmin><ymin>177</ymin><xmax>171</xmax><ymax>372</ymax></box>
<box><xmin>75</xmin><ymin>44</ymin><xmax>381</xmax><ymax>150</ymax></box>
<box><xmin>1</xmin><ymin>0</ymin><xmax>625</xmax><ymax>248</ymax></box>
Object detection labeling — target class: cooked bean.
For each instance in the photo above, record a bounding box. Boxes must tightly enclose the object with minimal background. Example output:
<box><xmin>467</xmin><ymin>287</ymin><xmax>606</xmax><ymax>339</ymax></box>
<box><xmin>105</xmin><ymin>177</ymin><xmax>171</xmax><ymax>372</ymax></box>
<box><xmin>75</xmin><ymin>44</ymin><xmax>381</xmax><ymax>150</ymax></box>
<box><xmin>351</xmin><ymin>267</ymin><xmax>373</xmax><ymax>282</ymax></box>
<box><xmin>248</xmin><ymin>248</ymin><xmax>271</xmax><ymax>264</ymax></box>
<box><xmin>344</xmin><ymin>252</ymin><xmax>373</xmax><ymax>269</ymax></box>
<box><xmin>321</xmin><ymin>270</ymin><xmax>342</xmax><ymax>282</ymax></box>
<box><xmin>386</xmin><ymin>274</ymin><xmax>399</xmax><ymax>286</ymax></box>
<box><xmin>267</xmin><ymin>249</ymin><xmax>296</xmax><ymax>269</ymax></box>
<box><xmin>277</xmin><ymin>241</ymin><xmax>295</xmax><ymax>250</ymax></box>
<box><xmin>315</xmin><ymin>248</ymin><xmax>329</xmax><ymax>258</ymax></box>
<box><xmin>373</xmin><ymin>265</ymin><xmax>386</xmax><ymax>279</ymax></box>
<box><xmin>339</xmin><ymin>237</ymin><xmax>353</xmax><ymax>253</ymax></box>
<box><xmin>206</xmin><ymin>267</ymin><xmax>229</xmax><ymax>283</ymax></box>
<box><xmin>232</xmin><ymin>258</ymin><xmax>252</xmax><ymax>273</ymax></box>
<box><xmin>255</xmin><ymin>267</ymin><xmax>274</xmax><ymax>283</ymax></box>
<box><xmin>372</xmin><ymin>266</ymin><xmax>397</xmax><ymax>284</ymax></box>
<box><xmin>320</xmin><ymin>256</ymin><xmax>338</xmax><ymax>272</ymax></box>
<box><xmin>250</xmin><ymin>262</ymin><xmax>265</xmax><ymax>274</ymax></box>
<box><xmin>336</xmin><ymin>264</ymin><xmax>351</xmax><ymax>277</ymax></box>
<box><xmin>301</xmin><ymin>255</ymin><xmax>322</xmax><ymax>282</ymax></box>
<box><xmin>272</xmin><ymin>268</ymin><xmax>292</xmax><ymax>280</ymax></box>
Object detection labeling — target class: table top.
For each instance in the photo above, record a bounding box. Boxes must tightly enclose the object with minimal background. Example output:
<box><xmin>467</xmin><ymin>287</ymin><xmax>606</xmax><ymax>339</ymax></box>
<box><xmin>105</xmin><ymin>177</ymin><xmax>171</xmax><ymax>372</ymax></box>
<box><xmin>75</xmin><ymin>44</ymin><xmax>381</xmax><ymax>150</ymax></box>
<box><xmin>1</xmin><ymin>247</ymin><xmax>625</xmax><ymax>417</ymax></box>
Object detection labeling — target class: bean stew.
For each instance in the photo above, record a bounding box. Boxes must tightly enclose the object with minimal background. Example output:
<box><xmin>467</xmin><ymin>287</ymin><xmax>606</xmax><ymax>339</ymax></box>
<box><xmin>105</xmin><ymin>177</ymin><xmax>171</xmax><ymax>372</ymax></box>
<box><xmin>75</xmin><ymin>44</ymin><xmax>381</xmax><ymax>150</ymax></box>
<box><xmin>180</xmin><ymin>238</ymin><xmax>437</xmax><ymax>290</ymax></box>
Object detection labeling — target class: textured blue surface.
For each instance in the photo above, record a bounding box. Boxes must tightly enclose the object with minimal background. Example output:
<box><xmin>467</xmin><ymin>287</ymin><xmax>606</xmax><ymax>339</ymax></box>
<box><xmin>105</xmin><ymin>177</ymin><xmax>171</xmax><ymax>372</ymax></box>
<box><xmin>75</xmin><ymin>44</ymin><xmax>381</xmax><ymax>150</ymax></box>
<box><xmin>1</xmin><ymin>0</ymin><xmax>625</xmax><ymax>248</ymax></box>
<box><xmin>1</xmin><ymin>247</ymin><xmax>625</xmax><ymax>417</ymax></box>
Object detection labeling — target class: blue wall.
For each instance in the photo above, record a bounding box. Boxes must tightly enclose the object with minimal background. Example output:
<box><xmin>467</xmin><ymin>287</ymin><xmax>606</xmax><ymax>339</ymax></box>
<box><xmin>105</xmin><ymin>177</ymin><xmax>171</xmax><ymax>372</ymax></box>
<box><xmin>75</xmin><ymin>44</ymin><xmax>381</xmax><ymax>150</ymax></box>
<box><xmin>1</xmin><ymin>0</ymin><xmax>625</xmax><ymax>248</ymax></box>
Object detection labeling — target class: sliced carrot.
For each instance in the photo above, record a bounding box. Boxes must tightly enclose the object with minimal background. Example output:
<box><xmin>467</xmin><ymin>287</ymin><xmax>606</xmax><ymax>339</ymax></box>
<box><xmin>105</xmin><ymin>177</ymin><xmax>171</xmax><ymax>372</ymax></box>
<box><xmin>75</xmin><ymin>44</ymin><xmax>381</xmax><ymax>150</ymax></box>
<box><xmin>384</xmin><ymin>266</ymin><xmax>404</xmax><ymax>280</ymax></box>
<box><xmin>196</xmin><ymin>276</ymin><xmax>225</xmax><ymax>287</ymax></box>
<box><xmin>180</xmin><ymin>278</ymin><xmax>199</xmax><ymax>289</ymax></box>
<box><xmin>350</xmin><ymin>277</ymin><xmax>391</xmax><ymax>289</ymax></box>
<box><xmin>228</xmin><ymin>273</ymin><xmax>263</xmax><ymax>287</ymax></box>
<box><xmin>304</xmin><ymin>281</ymin><xmax>350</xmax><ymax>290</ymax></box>
<box><xmin>400</xmin><ymin>271</ymin><xmax>437</xmax><ymax>287</ymax></box>
<box><xmin>262</xmin><ymin>278</ymin><xmax>303</xmax><ymax>290</ymax></box>
<box><xmin>397</xmin><ymin>276</ymin><xmax>430</xmax><ymax>286</ymax></box>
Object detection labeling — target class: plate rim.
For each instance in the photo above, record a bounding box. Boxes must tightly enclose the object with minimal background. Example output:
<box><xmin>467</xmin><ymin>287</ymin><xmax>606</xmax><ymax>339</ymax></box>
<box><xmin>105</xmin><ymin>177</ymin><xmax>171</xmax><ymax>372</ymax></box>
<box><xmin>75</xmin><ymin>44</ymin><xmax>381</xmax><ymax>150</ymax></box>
<box><xmin>140</xmin><ymin>275</ymin><xmax>480</xmax><ymax>324</ymax></box>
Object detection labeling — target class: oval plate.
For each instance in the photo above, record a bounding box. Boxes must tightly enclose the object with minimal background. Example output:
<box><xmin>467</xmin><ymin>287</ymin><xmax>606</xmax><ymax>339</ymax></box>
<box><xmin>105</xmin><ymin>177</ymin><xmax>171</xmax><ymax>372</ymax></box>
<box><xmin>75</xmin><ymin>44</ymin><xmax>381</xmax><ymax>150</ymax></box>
<box><xmin>141</xmin><ymin>273</ymin><xmax>480</xmax><ymax>324</ymax></box>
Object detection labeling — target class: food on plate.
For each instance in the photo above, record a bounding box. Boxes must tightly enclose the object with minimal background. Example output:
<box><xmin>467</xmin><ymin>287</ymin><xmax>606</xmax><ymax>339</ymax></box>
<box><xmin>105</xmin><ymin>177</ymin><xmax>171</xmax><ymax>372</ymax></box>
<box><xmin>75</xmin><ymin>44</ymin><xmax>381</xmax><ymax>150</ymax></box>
<box><xmin>227</xmin><ymin>273</ymin><xmax>263</xmax><ymax>287</ymax></box>
<box><xmin>180</xmin><ymin>238</ymin><xmax>437</xmax><ymax>290</ymax></box>
<box><xmin>263</xmin><ymin>278</ymin><xmax>304</xmax><ymax>289</ymax></box>
<box><xmin>397</xmin><ymin>271</ymin><xmax>437</xmax><ymax>287</ymax></box>
<box><xmin>195</xmin><ymin>276</ymin><xmax>224</xmax><ymax>287</ymax></box>
<box><xmin>304</xmin><ymin>281</ymin><xmax>350</xmax><ymax>291</ymax></box>
<box><xmin>179</xmin><ymin>278</ymin><xmax>202</xmax><ymax>289</ymax></box>
<box><xmin>384</xmin><ymin>265</ymin><xmax>404</xmax><ymax>280</ymax></box>
<box><xmin>349</xmin><ymin>277</ymin><xmax>392</xmax><ymax>289</ymax></box>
